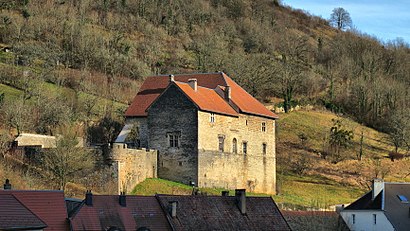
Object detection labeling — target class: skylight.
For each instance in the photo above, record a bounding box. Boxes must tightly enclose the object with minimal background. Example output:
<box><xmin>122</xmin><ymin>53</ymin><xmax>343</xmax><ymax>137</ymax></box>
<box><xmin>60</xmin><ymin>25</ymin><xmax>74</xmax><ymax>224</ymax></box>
<box><xmin>397</xmin><ymin>195</ymin><xmax>409</xmax><ymax>203</ymax></box>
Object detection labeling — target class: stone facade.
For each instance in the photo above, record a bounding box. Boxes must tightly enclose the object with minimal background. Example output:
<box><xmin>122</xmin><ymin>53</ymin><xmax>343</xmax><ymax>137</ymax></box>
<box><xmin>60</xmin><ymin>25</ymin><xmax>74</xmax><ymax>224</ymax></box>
<box><xmin>111</xmin><ymin>143</ymin><xmax>157</xmax><ymax>194</ymax></box>
<box><xmin>147</xmin><ymin>84</ymin><xmax>199</xmax><ymax>184</ymax></box>
<box><xmin>197</xmin><ymin>111</ymin><xmax>276</xmax><ymax>194</ymax></box>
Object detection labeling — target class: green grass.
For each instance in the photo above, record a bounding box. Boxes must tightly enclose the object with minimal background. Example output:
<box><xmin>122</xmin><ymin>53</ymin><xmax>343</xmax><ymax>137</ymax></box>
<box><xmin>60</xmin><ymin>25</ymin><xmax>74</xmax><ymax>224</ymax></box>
<box><xmin>273</xmin><ymin>174</ymin><xmax>364</xmax><ymax>209</ymax></box>
<box><xmin>0</xmin><ymin>83</ymin><xmax>23</xmax><ymax>101</ymax></box>
<box><xmin>277</xmin><ymin>110</ymin><xmax>393</xmax><ymax>157</ymax></box>
<box><xmin>131</xmin><ymin>177</ymin><xmax>363</xmax><ymax>209</ymax></box>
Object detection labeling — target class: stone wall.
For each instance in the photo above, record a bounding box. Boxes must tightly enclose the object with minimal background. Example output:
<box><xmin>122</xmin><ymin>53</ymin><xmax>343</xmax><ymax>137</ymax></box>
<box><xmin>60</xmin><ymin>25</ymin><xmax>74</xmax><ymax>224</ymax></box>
<box><xmin>123</xmin><ymin>117</ymin><xmax>149</xmax><ymax>148</ymax></box>
<box><xmin>147</xmin><ymin>84</ymin><xmax>199</xmax><ymax>185</ymax></box>
<box><xmin>197</xmin><ymin>110</ymin><xmax>276</xmax><ymax>194</ymax></box>
<box><xmin>111</xmin><ymin>143</ymin><xmax>158</xmax><ymax>194</ymax></box>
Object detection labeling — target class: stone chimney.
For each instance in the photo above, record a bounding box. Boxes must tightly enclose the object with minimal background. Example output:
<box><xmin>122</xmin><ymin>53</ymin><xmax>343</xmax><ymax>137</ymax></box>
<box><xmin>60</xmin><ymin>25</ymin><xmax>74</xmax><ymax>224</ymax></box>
<box><xmin>169</xmin><ymin>201</ymin><xmax>178</xmax><ymax>218</ymax></box>
<box><xmin>222</xmin><ymin>191</ymin><xmax>229</xmax><ymax>196</ymax></box>
<box><xmin>85</xmin><ymin>190</ymin><xmax>93</xmax><ymax>206</ymax></box>
<box><xmin>224</xmin><ymin>86</ymin><xmax>231</xmax><ymax>100</ymax></box>
<box><xmin>372</xmin><ymin>179</ymin><xmax>384</xmax><ymax>200</ymax></box>
<box><xmin>235</xmin><ymin>189</ymin><xmax>246</xmax><ymax>214</ymax></box>
<box><xmin>169</xmin><ymin>74</ymin><xmax>175</xmax><ymax>82</ymax></box>
<box><xmin>3</xmin><ymin>179</ymin><xmax>11</xmax><ymax>190</ymax></box>
<box><xmin>188</xmin><ymin>78</ymin><xmax>197</xmax><ymax>92</ymax></box>
<box><xmin>119</xmin><ymin>192</ymin><xmax>126</xmax><ymax>207</ymax></box>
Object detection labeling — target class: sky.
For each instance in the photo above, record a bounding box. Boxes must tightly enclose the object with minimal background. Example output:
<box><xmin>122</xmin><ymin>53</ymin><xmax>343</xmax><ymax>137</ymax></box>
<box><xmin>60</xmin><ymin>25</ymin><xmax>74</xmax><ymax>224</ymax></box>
<box><xmin>283</xmin><ymin>0</ymin><xmax>410</xmax><ymax>44</ymax></box>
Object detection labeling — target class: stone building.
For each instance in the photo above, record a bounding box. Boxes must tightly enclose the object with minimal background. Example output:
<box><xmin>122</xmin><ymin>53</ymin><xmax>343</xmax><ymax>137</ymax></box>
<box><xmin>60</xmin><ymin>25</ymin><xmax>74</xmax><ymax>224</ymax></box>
<box><xmin>115</xmin><ymin>72</ymin><xmax>278</xmax><ymax>194</ymax></box>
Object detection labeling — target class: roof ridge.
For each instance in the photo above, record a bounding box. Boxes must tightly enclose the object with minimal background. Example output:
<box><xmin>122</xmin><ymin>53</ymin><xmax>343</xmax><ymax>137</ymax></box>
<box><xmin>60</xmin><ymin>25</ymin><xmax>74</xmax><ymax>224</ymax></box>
<box><xmin>10</xmin><ymin>194</ymin><xmax>48</xmax><ymax>228</ymax></box>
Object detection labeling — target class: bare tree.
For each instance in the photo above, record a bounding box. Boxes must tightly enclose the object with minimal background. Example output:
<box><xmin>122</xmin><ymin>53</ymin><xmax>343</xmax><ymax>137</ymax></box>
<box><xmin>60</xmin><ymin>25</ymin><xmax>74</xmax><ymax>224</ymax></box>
<box><xmin>40</xmin><ymin>126</ymin><xmax>96</xmax><ymax>190</ymax></box>
<box><xmin>330</xmin><ymin>7</ymin><xmax>352</xmax><ymax>30</ymax></box>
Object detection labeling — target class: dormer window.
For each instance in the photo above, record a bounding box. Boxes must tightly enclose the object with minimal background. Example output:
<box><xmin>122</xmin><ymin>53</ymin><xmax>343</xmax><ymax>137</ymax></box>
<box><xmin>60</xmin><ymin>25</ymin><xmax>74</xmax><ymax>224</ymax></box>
<box><xmin>210</xmin><ymin>113</ymin><xmax>215</xmax><ymax>123</ymax></box>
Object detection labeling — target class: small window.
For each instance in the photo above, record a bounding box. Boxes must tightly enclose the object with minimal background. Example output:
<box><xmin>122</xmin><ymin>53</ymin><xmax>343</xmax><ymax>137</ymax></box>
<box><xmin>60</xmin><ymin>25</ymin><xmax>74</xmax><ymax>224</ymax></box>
<box><xmin>373</xmin><ymin>214</ymin><xmax>377</xmax><ymax>224</ymax></box>
<box><xmin>262</xmin><ymin>143</ymin><xmax>267</xmax><ymax>155</ymax></box>
<box><xmin>218</xmin><ymin>135</ymin><xmax>225</xmax><ymax>152</ymax></box>
<box><xmin>398</xmin><ymin>195</ymin><xmax>409</xmax><ymax>203</ymax></box>
<box><xmin>168</xmin><ymin>132</ymin><xmax>180</xmax><ymax>148</ymax></box>
<box><xmin>261</xmin><ymin>122</ymin><xmax>266</xmax><ymax>132</ymax></box>
<box><xmin>242</xmin><ymin>142</ymin><xmax>248</xmax><ymax>155</ymax></box>
<box><xmin>352</xmin><ymin>214</ymin><xmax>355</xmax><ymax>224</ymax></box>
<box><xmin>210</xmin><ymin>113</ymin><xmax>215</xmax><ymax>123</ymax></box>
<box><xmin>232</xmin><ymin>138</ymin><xmax>237</xmax><ymax>154</ymax></box>
<box><xmin>245</xmin><ymin>120</ymin><xmax>248</xmax><ymax>126</ymax></box>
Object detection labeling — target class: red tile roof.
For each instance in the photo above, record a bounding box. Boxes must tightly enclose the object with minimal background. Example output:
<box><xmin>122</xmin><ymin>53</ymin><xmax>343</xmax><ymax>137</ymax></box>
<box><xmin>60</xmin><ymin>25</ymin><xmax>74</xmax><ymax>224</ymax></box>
<box><xmin>175</xmin><ymin>82</ymin><xmax>238</xmax><ymax>116</ymax></box>
<box><xmin>125</xmin><ymin>72</ymin><xmax>278</xmax><ymax>119</ymax></box>
<box><xmin>0</xmin><ymin>190</ymin><xmax>69</xmax><ymax>230</ymax></box>
<box><xmin>70</xmin><ymin>195</ymin><xmax>172</xmax><ymax>231</ymax></box>
<box><xmin>0</xmin><ymin>194</ymin><xmax>47</xmax><ymax>230</ymax></box>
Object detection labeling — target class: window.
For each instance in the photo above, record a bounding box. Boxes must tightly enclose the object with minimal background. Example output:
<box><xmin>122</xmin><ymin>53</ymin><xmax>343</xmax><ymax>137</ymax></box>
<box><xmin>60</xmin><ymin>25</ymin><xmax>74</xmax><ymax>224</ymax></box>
<box><xmin>210</xmin><ymin>113</ymin><xmax>215</xmax><ymax>123</ymax></box>
<box><xmin>373</xmin><ymin>214</ymin><xmax>377</xmax><ymax>224</ymax></box>
<box><xmin>242</xmin><ymin>142</ymin><xmax>248</xmax><ymax>155</ymax></box>
<box><xmin>398</xmin><ymin>195</ymin><xmax>409</xmax><ymax>203</ymax></box>
<box><xmin>168</xmin><ymin>132</ymin><xmax>180</xmax><ymax>148</ymax></box>
<box><xmin>261</xmin><ymin>122</ymin><xmax>266</xmax><ymax>132</ymax></box>
<box><xmin>352</xmin><ymin>214</ymin><xmax>355</xmax><ymax>224</ymax></box>
<box><xmin>232</xmin><ymin>138</ymin><xmax>237</xmax><ymax>154</ymax></box>
<box><xmin>262</xmin><ymin>143</ymin><xmax>267</xmax><ymax>155</ymax></box>
<box><xmin>245</xmin><ymin>120</ymin><xmax>248</xmax><ymax>126</ymax></box>
<box><xmin>218</xmin><ymin>135</ymin><xmax>225</xmax><ymax>152</ymax></box>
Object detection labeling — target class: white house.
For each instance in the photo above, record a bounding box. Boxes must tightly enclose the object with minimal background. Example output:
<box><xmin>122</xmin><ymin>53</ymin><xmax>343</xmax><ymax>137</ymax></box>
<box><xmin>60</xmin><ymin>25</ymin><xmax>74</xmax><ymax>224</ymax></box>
<box><xmin>340</xmin><ymin>179</ymin><xmax>410</xmax><ymax>231</ymax></box>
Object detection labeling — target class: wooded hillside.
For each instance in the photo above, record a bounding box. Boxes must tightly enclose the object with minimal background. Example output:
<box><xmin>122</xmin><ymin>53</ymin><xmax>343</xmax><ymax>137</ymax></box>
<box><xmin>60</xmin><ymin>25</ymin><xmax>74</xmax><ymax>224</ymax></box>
<box><xmin>0</xmin><ymin>0</ymin><xmax>409</xmax><ymax>148</ymax></box>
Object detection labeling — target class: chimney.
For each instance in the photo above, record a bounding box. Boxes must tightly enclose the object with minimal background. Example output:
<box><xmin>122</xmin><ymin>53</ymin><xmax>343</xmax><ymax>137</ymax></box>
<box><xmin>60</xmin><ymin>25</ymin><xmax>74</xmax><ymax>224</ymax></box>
<box><xmin>235</xmin><ymin>189</ymin><xmax>246</xmax><ymax>214</ymax></box>
<box><xmin>224</xmin><ymin>86</ymin><xmax>231</xmax><ymax>100</ymax></box>
<box><xmin>85</xmin><ymin>190</ymin><xmax>93</xmax><ymax>206</ymax></box>
<box><xmin>169</xmin><ymin>201</ymin><xmax>178</xmax><ymax>218</ymax></box>
<box><xmin>3</xmin><ymin>179</ymin><xmax>11</xmax><ymax>190</ymax></box>
<box><xmin>119</xmin><ymin>192</ymin><xmax>126</xmax><ymax>207</ymax></box>
<box><xmin>372</xmin><ymin>179</ymin><xmax>384</xmax><ymax>200</ymax></box>
<box><xmin>222</xmin><ymin>191</ymin><xmax>229</xmax><ymax>196</ymax></box>
<box><xmin>188</xmin><ymin>78</ymin><xmax>197</xmax><ymax>92</ymax></box>
<box><xmin>169</xmin><ymin>74</ymin><xmax>175</xmax><ymax>82</ymax></box>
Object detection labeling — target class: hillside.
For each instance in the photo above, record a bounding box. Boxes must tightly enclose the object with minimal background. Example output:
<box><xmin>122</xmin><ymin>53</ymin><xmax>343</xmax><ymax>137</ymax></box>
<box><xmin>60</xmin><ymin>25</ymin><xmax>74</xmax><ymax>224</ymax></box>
<box><xmin>0</xmin><ymin>0</ymin><xmax>409</xmax><ymax>210</ymax></box>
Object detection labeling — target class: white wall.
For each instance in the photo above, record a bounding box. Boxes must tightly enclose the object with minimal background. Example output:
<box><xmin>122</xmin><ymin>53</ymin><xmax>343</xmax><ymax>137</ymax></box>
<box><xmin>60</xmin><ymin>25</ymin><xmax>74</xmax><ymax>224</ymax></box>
<box><xmin>340</xmin><ymin>210</ymin><xmax>394</xmax><ymax>231</ymax></box>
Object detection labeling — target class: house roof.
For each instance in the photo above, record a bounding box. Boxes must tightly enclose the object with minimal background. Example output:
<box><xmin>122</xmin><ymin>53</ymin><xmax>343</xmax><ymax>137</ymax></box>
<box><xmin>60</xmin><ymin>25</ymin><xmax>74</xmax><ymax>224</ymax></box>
<box><xmin>156</xmin><ymin>195</ymin><xmax>291</xmax><ymax>231</ymax></box>
<box><xmin>0</xmin><ymin>194</ymin><xmax>47</xmax><ymax>230</ymax></box>
<box><xmin>383</xmin><ymin>183</ymin><xmax>410</xmax><ymax>231</ymax></box>
<box><xmin>14</xmin><ymin>133</ymin><xmax>56</xmax><ymax>148</ymax></box>
<box><xmin>0</xmin><ymin>190</ymin><xmax>69</xmax><ymax>230</ymax></box>
<box><xmin>125</xmin><ymin>72</ymin><xmax>278</xmax><ymax>119</ymax></box>
<box><xmin>343</xmin><ymin>190</ymin><xmax>382</xmax><ymax>210</ymax></box>
<box><xmin>69</xmin><ymin>195</ymin><xmax>172</xmax><ymax>231</ymax></box>
<box><xmin>174</xmin><ymin>82</ymin><xmax>238</xmax><ymax>116</ymax></box>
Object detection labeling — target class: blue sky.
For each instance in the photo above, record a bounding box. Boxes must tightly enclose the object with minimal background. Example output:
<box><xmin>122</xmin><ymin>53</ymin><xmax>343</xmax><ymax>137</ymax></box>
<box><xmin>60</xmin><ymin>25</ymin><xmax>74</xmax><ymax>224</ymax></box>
<box><xmin>283</xmin><ymin>0</ymin><xmax>410</xmax><ymax>43</ymax></box>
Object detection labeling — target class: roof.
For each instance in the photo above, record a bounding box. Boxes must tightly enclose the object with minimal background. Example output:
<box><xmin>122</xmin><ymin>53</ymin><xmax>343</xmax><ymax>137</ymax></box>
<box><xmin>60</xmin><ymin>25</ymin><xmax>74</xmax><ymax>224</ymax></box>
<box><xmin>0</xmin><ymin>194</ymin><xmax>47</xmax><ymax>230</ymax></box>
<box><xmin>14</xmin><ymin>133</ymin><xmax>56</xmax><ymax>148</ymax></box>
<box><xmin>343</xmin><ymin>190</ymin><xmax>382</xmax><ymax>210</ymax></box>
<box><xmin>69</xmin><ymin>195</ymin><xmax>172</xmax><ymax>231</ymax></box>
<box><xmin>383</xmin><ymin>183</ymin><xmax>410</xmax><ymax>231</ymax></box>
<box><xmin>174</xmin><ymin>82</ymin><xmax>238</xmax><ymax>116</ymax></box>
<box><xmin>156</xmin><ymin>195</ymin><xmax>291</xmax><ymax>231</ymax></box>
<box><xmin>0</xmin><ymin>190</ymin><xmax>69</xmax><ymax>230</ymax></box>
<box><xmin>125</xmin><ymin>72</ymin><xmax>278</xmax><ymax>119</ymax></box>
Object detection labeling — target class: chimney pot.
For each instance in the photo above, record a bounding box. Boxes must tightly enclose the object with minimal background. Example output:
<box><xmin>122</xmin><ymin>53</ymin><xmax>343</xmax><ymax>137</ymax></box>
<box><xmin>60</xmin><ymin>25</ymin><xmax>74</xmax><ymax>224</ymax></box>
<box><xmin>85</xmin><ymin>190</ymin><xmax>93</xmax><ymax>206</ymax></box>
<box><xmin>224</xmin><ymin>86</ymin><xmax>231</xmax><ymax>100</ymax></box>
<box><xmin>235</xmin><ymin>189</ymin><xmax>246</xmax><ymax>214</ymax></box>
<box><xmin>372</xmin><ymin>179</ymin><xmax>384</xmax><ymax>200</ymax></box>
<box><xmin>169</xmin><ymin>201</ymin><xmax>178</xmax><ymax>218</ymax></box>
<box><xmin>169</xmin><ymin>74</ymin><xmax>175</xmax><ymax>82</ymax></box>
<box><xmin>188</xmin><ymin>78</ymin><xmax>198</xmax><ymax>92</ymax></box>
<box><xmin>119</xmin><ymin>192</ymin><xmax>126</xmax><ymax>207</ymax></box>
<box><xmin>222</xmin><ymin>191</ymin><xmax>229</xmax><ymax>196</ymax></box>
<box><xmin>4</xmin><ymin>179</ymin><xmax>11</xmax><ymax>190</ymax></box>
